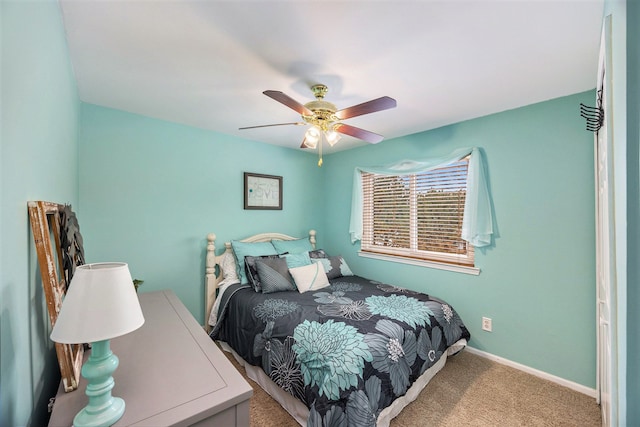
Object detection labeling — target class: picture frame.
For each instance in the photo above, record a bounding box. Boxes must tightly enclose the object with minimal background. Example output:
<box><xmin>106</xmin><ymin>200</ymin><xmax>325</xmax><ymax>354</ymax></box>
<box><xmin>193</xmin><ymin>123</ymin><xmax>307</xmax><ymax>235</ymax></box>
<box><xmin>28</xmin><ymin>201</ymin><xmax>85</xmax><ymax>392</ymax></box>
<box><xmin>244</xmin><ymin>172</ymin><xmax>282</xmax><ymax>210</ymax></box>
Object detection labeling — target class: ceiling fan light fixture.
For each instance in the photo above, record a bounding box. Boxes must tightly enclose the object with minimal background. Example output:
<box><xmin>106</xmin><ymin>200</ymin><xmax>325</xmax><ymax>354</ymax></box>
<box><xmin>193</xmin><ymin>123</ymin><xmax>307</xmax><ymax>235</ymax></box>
<box><xmin>325</xmin><ymin>129</ymin><xmax>341</xmax><ymax>146</ymax></box>
<box><xmin>242</xmin><ymin>84</ymin><xmax>397</xmax><ymax>163</ymax></box>
<box><xmin>302</xmin><ymin>137</ymin><xmax>317</xmax><ymax>149</ymax></box>
<box><xmin>303</xmin><ymin>137</ymin><xmax>318</xmax><ymax>149</ymax></box>
<box><xmin>304</xmin><ymin>126</ymin><xmax>321</xmax><ymax>146</ymax></box>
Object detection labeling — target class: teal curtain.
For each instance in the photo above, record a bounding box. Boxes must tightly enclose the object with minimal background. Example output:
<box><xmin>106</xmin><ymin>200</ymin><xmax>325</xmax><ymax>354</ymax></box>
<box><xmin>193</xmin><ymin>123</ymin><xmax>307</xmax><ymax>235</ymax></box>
<box><xmin>349</xmin><ymin>147</ymin><xmax>493</xmax><ymax>247</ymax></box>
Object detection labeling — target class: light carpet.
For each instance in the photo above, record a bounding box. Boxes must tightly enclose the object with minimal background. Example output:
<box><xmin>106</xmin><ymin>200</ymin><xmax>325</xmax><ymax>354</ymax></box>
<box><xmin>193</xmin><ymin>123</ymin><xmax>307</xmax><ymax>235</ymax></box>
<box><xmin>223</xmin><ymin>349</ymin><xmax>601</xmax><ymax>427</ymax></box>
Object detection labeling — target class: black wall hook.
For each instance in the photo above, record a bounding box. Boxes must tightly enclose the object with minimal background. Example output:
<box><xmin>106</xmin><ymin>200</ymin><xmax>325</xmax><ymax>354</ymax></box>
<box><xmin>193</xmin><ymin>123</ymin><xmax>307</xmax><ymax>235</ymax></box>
<box><xmin>580</xmin><ymin>89</ymin><xmax>604</xmax><ymax>132</ymax></box>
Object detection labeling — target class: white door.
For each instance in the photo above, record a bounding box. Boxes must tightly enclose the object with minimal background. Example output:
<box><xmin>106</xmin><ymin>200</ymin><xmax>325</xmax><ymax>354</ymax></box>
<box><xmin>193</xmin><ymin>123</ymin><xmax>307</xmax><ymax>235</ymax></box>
<box><xmin>594</xmin><ymin>15</ymin><xmax>616</xmax><ymax>427</ymax></box>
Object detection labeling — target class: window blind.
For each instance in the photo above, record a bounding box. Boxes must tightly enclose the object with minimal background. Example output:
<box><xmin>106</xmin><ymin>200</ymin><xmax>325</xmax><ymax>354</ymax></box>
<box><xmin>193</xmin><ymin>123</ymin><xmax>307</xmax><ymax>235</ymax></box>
<box><xmin>361</xmin><ymin>158</ymin><xmax>474</xmax><ymax>266</ymax></box>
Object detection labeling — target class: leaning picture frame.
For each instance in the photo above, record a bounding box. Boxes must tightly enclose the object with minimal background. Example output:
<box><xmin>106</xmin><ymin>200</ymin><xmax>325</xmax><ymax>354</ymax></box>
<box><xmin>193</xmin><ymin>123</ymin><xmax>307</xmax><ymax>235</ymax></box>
<box><xmin>244</xmin><ymin>172</ymin><xmax>282</xmax><ymax>210</ymax></box>
<box><xmin>28</xmin><ymin>201</ymin><xmax>85</xmax><ymax>392</ymax></box>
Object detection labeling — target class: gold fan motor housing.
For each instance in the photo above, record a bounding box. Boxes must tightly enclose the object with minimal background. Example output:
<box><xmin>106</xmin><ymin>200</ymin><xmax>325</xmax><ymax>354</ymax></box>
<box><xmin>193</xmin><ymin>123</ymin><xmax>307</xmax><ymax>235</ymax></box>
<box><xmin>303</xmin><ymin>84</ymin><xmax>338</xmax><ymax>129</ymax></box>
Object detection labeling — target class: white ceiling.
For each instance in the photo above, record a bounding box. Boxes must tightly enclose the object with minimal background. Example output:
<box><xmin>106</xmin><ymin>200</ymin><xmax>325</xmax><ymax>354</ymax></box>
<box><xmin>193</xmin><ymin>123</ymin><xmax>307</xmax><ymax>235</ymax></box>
<box><xmin>59</xmin><ymin>0</ymin><xmax>604</xmax><ymax>153</ymax></box>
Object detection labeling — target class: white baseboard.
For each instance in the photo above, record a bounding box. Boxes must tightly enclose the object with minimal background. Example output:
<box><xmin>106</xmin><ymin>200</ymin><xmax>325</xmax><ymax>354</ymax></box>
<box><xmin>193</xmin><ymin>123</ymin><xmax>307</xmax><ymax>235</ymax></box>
<box><xmin>464</xmin><ymin>346</ymin><xmax>597</xmax><ymax>399</ymax></box>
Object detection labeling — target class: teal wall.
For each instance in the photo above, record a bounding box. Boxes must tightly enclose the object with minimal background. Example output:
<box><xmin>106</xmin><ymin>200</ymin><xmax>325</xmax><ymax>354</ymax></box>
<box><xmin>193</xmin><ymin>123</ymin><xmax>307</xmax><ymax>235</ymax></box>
<box><xmin>78</xmin><ymin>104</ymin><xmax>324</xmax><ymax>321</ymax></box>
<box><xmin>0</xmin><ymin>1</ymin><xmax>80</xmax><ymax>426</ymax></box>
<box><xmin>80</xmin><ymin>92</ymin><xmax>598</xmax><ymax>390</ymax></box>
<box><xmin>6</xmin><ymin>0</ymin><xmax>638</xmax><ymax>425</ymax></box>
<box><xmin>602</xmin><ymin>0</ymin><xmax>636</xmax><ymax>423</ymax></box>
<box><xmin>322</xmin><ymin>92</ymin><xmax>597</xmax><ymax>388</ymax></box>
<box><xmin>625</xmin><ymin>0</ymin><xmax>639</xmax><ymax>424</ymax></box>
<box><xmin>605</xmin><ymin>1</ymin><xmax>628</xmax><ymax>423</ymax></box>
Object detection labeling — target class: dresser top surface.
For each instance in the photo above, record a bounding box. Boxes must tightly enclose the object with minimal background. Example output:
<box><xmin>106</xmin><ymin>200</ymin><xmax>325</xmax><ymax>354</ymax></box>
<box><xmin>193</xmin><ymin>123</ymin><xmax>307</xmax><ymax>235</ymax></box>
<box><xmin>49</xmin><ymin>289</ymin><xmax>252</xmax><ymax>427</ymax></box>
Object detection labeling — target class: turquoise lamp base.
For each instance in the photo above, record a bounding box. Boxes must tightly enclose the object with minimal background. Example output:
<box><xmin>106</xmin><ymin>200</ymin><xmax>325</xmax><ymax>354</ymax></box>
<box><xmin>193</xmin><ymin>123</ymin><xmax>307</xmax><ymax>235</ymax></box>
<box><xmin>73</xmin><ymin>340</ymin><xmax>125</xmax><ymax>427</ymax></box>
<box><xmin>73</xmin><ymin>397</ymin><xmax>124</xmax><ymax>427</ymax></box>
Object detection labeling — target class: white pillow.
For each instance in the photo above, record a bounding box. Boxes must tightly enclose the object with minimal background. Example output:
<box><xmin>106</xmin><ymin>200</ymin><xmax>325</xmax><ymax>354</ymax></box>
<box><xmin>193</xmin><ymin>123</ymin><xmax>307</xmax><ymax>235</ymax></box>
<box><xmin>220</xmin><ymin>251</ymin><xmax>239</xmax><ymax>284</ymax></box>
<box><xmin>208</xmin><ymin>252</ymin><xmax>240</xmax><ymax>327</ymax></box>
<box><xmin>289</xmin><ymin>261</ymin><xmax>330</xmax><ymax>293</ymax></box>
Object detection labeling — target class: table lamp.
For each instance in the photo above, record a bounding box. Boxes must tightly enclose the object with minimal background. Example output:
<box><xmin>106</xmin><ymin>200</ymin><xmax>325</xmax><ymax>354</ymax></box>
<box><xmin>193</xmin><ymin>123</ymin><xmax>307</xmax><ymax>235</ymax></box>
<box><xmin>50</xmin><ymin>262</ymin><xmax>145</xmax><ymax>427</ymax></box>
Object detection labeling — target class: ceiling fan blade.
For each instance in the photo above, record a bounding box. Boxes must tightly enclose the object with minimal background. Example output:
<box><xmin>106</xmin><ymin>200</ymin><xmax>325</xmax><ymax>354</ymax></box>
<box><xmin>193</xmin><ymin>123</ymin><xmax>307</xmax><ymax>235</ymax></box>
<box><xmin>239</xmin><ymin>122</ymin><xmax>305</xmax><ymax>130</ymax></box>
<box><xmin>334</xmin><ymin>123</ymin><xmax>384</xmax><ymax>144</ymax></box>
<box><xmin>335</xmin><ymin>96</ymin><xmax>397</xmax><ymax>120</ymax></box>
<box><xmin>263</xmin><ymin>90</ymin><xmax>314</xmax><ymax>116</ymax></box>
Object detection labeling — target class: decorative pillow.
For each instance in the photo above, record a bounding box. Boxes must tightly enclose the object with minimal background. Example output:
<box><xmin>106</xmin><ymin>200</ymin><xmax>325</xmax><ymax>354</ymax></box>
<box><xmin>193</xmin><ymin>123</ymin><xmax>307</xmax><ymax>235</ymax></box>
<box><xmin>245</xmin><ymin>254</ymin><xmax>281</xmax><ymax>292</ymax></box>
<box><xmin>272</xmin><ymin>237</ymin><xmax>314</xmax><ymax>255</ymax></box>
<box><xmin>308</xmin><ymin>249</ymin><xmax>329</xmax><ymax>259</ymax></box>
<box><xmin>282</xmin><ymin>251</ymin><xmax>312</xmax><ymax>269</ymax></box>
<box><xmin>315</xmin><ymin>255</ymin><xmax>354</xmax><ymax>280</ymax></box>
<box><xmin>289</xmin><ymin>261</ymin><xmax>330</xmax><ymax>293</ymax></box>
<box><xmin>220</xmin><ymin>251</ymin><xmax>239</xmax><ymax>284</ymax></box>
<box><xmin>231</xmin><ymin>240</ymin><xmax>278</xmax><ymax>285</ymax></box>
<box><xmin>256</xmin><ymin>258</ymin><xmax>296</xmax><ymax>294</ymax></box>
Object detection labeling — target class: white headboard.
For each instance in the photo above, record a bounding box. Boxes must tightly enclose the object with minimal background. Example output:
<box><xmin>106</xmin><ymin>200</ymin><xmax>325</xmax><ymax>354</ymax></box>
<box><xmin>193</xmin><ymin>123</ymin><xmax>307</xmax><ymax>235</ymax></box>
<box><xmin>205</xmin><ymin>230</ymin><xmax>316</xmax><ymax>330</ymax></box>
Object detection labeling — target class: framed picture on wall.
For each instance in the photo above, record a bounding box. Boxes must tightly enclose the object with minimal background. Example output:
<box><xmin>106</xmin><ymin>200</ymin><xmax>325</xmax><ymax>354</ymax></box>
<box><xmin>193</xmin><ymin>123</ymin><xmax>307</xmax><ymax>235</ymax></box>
<box><xmin>244</xmin><ymin>172</ymin><xmax>282</xmax><ymax>210</ymax></box>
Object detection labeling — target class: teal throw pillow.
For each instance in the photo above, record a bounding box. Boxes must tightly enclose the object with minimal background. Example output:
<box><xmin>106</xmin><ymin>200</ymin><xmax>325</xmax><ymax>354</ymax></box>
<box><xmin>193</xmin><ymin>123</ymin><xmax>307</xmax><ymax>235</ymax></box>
<box><xmin>282</xmin><ymin>252</ymin><xmax>312</xmax><ymax>269</ymax></box>
<box><xmin>272</xmin><ymin>237</ymin><xmax>314</xmax><ymax>254</ymax></box>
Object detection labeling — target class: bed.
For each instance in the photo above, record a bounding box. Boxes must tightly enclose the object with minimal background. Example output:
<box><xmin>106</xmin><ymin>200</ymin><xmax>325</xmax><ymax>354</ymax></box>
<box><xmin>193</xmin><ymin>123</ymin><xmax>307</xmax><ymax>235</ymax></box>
<box><xmin>205</xmin><ymin>230</ymin><xmax>470</xmax><ymax>427</ymax></box>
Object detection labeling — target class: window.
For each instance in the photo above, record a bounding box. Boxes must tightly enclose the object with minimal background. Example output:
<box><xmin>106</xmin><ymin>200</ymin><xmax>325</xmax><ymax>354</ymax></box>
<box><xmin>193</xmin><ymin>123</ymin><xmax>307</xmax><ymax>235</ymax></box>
<box><xmin>361</xmin><ymin>157</ymin><xmax>474</xmax><ymax>267</ymax></box>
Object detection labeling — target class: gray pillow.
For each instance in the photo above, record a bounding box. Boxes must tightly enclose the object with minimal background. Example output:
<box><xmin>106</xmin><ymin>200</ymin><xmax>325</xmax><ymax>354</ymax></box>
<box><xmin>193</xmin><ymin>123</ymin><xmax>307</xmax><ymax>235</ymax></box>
<box><xmin>315</xmin><ymin>255</ymin><xmax>354</xmax><ymax>279</ymax></box>
<box><xmin>256</xmin><ymin>257</ymin><xmax>296</xmax><ymax>294</ymax></box>
<box><xmin>308</xmin><ymin>249</ymin><xmax>329</xmax><ymax>259</ymax></box>
<box><xmin>245</xmin><ymin>254</ymin><xmax>281</xmax><ymax>292</ymax></box>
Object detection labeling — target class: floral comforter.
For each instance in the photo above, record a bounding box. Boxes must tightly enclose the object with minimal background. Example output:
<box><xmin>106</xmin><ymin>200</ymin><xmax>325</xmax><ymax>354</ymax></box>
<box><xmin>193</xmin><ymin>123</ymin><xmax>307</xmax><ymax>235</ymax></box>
<box><xmin>210</xmin><ymin>275</ymin><xmax>470</xmax><ymax>427</ymax></box>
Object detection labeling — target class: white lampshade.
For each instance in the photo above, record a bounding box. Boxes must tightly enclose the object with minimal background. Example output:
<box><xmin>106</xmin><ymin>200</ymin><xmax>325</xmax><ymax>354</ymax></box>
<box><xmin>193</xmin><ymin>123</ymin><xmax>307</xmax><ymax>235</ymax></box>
<box><xmin>304</xmin><ymin>126</ymin><xmax>321</xmax><ymax>146</ymax></box>
<box><xmin>325</xmin><ymin>130</ymin><xmax>341</xmax><ymax>146</ymax></box>
<box><xmin>51</xmin><ymin>262</ymin><xmax>145</xmax><ymax>344</ymax></box>
<box><xmin>302</xmin><ymin>136</ymin><xmax>317</xmax><ymax>149</ymax></box>
<box><xmin>302</xmin><ymin>138</ymin><xmax>318</xmax><ymax>150</ymax></box>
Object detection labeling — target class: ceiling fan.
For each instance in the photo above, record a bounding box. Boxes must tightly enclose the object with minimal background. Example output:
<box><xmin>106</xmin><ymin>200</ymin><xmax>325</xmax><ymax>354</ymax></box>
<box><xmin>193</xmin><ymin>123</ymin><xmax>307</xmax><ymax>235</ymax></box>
<box><xmin>240</xmin><ymin>84</ymin><xmax>396</xmax><ymax>165</ymax></box>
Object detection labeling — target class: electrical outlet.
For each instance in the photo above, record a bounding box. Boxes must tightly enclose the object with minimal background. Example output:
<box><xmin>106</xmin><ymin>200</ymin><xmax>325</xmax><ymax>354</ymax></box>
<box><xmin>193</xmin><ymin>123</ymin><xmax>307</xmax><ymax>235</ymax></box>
<box><xmin>482</xmin><ymin>317</ymin><xmax>492</xmax><ymax>332</ymax></box>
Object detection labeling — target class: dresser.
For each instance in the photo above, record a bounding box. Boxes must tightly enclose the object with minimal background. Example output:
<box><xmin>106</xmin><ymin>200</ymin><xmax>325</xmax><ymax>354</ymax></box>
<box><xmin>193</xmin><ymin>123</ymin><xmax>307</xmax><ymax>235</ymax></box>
<box><xmin>48</xmin><ymin>290</ymin><xmax>252</xmax><ymax>426</ymax></box>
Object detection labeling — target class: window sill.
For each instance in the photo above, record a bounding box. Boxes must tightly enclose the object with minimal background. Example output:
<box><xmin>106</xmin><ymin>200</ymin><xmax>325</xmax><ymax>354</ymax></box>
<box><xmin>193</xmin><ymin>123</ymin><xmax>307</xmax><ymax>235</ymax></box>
<box><xmin>357</xmin><ymin>251</ymin><xmax>481</xmax><ymax>276</ymax></box>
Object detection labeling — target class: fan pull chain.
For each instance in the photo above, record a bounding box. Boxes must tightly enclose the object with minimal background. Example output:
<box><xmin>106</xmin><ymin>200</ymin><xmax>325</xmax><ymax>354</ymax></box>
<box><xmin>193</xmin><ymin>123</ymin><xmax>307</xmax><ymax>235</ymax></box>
<box><xmin>318</xmin><ymin>135</ymin><xmax>323</xmax><ymax>167</ymax></box>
